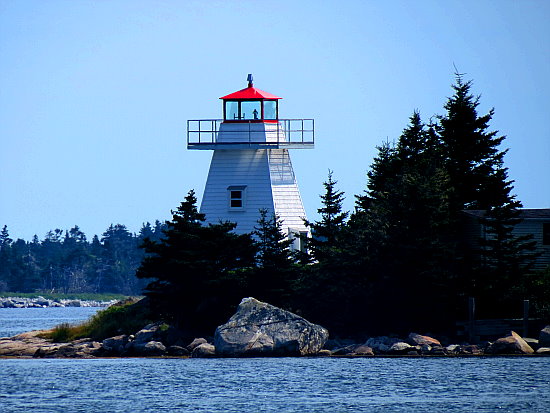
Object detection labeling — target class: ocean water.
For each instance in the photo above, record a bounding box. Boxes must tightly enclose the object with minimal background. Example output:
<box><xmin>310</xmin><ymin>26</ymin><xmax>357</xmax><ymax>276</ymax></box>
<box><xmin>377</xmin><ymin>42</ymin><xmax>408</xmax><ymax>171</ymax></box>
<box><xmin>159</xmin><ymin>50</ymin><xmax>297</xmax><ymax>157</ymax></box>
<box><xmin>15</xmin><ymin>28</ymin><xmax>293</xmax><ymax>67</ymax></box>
<box><xmin>1</xmin><ymin>307</ymin><xmax>550</xmax><ymax>412</ymax></box>
<box><xmin>0</xmin><ymin>307</ymin><xmax>102</xmax><ymax>338</ymax></box>
<box><xmin>1</xmin><ymin>357</ymin><xmax>549</xmax><ymax>412</ymax></box>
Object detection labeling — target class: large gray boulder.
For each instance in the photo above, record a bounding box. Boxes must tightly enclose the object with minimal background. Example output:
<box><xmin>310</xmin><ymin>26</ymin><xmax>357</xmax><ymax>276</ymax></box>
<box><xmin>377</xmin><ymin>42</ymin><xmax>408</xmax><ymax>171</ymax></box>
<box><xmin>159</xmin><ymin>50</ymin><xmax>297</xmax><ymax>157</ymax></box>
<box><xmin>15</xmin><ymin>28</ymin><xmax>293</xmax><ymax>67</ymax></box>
<box><xmin>214</xmin><ymin>297</ymin><xmax>329</xmax><ymax>357</ymax></box>
<box><xmin>191</xmin><ymin>343</ymin><xmax>216</xmax><ymax>358</ymax></box>
<box><xmin>102</xmin><ymin>335</ymin><xmax>130</xmax><ymax>356</ymax></box>
<box><xmin>133</xmin><ymin>323</ymin><xmax>163</xmax><ymax>345</ymax></box>
<box><xmin>389</xmin><ymin>342</ymin><xmax>416</xmax><ymax>354</ymax></box>
<box><xmin>186</xmin><ymin>338</ymin><xmax>207</xmax><ymax>352</ymax></box>
<box><xmin>365</xmin><ymin>336</ymin><xmax>400</xmax><ymax>354</ymax></box>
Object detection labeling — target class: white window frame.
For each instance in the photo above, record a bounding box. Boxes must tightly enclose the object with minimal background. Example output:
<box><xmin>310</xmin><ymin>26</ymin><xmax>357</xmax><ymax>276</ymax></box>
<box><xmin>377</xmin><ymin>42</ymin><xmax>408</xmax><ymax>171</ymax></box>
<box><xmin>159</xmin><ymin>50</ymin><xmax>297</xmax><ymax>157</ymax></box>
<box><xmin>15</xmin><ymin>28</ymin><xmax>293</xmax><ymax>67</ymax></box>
<box><xmin>228</xmin><ymin>185</ymin><xmax>246</xmax><ymax>210</ymax></box>
<box><xmin>288</xmin><ymin>228</ymin><xmax>309</xmax><ymax>252</ymax></box>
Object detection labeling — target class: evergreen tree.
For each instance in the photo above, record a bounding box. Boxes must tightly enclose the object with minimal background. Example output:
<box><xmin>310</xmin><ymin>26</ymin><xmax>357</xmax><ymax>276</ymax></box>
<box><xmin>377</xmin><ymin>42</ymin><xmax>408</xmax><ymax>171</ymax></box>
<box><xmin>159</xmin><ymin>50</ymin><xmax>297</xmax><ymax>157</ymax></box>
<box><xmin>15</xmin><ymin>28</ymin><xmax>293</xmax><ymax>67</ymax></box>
<box><xmin>89</xmin><ymin>234</ymin><xmax>108</xmax><ymax>293</ymax></box>
<box><xmin>250</xmin><ymin>209</ymin><xmax>296</xmax><ymax>307</ymax></box>
<box><xmin>0</xmin><ymin>225</ymin><xmax>12</xmax><ymax>248</ymax></box>
<box><xmin>436</xmin><ymin>74</ymin><xmax>505</xmax><ymax>211</ymax></box>
<box><xmin>304</xmin><ymin>170</ymin><xmax>349</xmax><ymax>265</ymax></box>
<box><xmin>101</xmin><ymin>224</ymin><xmax>142</xmax><ymax>294</ymax></box>
<box><xmin>298</xmin><ymin>172</ymin><xmax>360</xmax><ymax>333</ymax></box>
<box><xmin>136</xmin><ymin>190</ymin><xmax>256</xmax><ymax>333</ymax></box>
<box><xmin>39</xmin><ymin>229</ymin><xmax>65</xmax><ymax>292</ymax></box>
<box><xmin>62</xmin><ymin>226</ymin><xmax>91</xmax><ymax>293</ymax></box>
<box><xmin>0</xmin><ymin>226</ymin><xmax>13</xmax><ymax>291</ymax></box>
<box><xmin>436</xmin><ymin>74</ymin><xmax>537</xmax><ymax>316</ymax></box>
<box><xmin>350</xmin><ymin>112</ymin><xmax>452</xmax><ymax>333</ymax></box>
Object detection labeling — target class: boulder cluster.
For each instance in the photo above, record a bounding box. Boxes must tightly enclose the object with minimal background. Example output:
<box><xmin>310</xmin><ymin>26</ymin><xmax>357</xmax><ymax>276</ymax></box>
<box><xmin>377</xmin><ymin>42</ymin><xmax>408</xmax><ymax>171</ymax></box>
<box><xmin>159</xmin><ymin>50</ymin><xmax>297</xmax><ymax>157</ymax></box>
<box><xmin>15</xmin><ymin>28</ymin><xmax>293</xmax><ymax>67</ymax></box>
<box><xmin>0</xmin><ymin>296</ymin><xmax>116</xmax><ymax>308</ymax></box>
<box><xmin>101</xmin><ymin>297</ymin><xmax>329</xmax><ymax>358</ymax></box>
<box><xmin>325</xmin><ymin>328</ymin><xmax>550</xmax><ymax>357</ymax></box>
<box><xmin>1</xmin><ymin>297</ymin><xmax>549</xmax><ymax>358</ymax></box>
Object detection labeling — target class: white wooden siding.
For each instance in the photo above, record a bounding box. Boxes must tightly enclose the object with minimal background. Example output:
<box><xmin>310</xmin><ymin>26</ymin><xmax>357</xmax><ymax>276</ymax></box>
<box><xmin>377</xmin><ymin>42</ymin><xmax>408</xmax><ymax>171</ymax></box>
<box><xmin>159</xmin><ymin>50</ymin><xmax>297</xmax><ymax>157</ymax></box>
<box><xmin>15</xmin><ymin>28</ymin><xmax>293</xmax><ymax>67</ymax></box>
<box><xmin>268</xmin><ymin>149</ymin><xmax>308</xmax><ymax>232</ymax></box>
<box><xmin>200</xmin><ymin>149</ymin><xmax>275</xmax><ymax>234</ymax></box>
<box><xmin>200</xmin><ymin>152</ymin><xmax>308</xmax><ymax>235</ymax></box>
<box><xmin>200</xmin><ymin>122</ymin><xmax>309</xmax><ymax>236</ymax></box>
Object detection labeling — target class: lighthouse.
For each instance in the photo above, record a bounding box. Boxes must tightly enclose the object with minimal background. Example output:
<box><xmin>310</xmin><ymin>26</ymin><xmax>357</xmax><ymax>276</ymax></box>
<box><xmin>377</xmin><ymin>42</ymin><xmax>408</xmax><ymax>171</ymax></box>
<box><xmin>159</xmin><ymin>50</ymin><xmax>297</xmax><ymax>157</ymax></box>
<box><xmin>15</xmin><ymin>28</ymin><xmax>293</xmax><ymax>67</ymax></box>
<box><xmin>187</xmin><ymin>75</ymin><xmax>314</xmax><ymax>249</ymax></box>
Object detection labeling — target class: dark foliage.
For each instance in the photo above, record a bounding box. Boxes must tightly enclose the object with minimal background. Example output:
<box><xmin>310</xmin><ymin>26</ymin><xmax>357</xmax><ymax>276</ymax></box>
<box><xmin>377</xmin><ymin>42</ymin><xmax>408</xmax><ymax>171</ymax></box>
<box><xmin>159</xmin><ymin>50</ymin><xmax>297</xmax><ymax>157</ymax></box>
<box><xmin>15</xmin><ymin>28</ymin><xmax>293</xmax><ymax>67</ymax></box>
<box><xmin>136</xmin><ymin>190</ymin><xmax>256</xmax><ymax>334</ymax></box>
<box><xmin>0</xmin><ymin>221</ymin><xmax>166</xmax><ymax>295</ymax></box>
<box><xmin>249</xmin><ymin>209</ymin><xmax>298</xmax><ymax>308</ymax></box>
<box><xmin>436</xmin><ymin>74</ymin><xmax>539</xmax><ymax>318</ymax></box>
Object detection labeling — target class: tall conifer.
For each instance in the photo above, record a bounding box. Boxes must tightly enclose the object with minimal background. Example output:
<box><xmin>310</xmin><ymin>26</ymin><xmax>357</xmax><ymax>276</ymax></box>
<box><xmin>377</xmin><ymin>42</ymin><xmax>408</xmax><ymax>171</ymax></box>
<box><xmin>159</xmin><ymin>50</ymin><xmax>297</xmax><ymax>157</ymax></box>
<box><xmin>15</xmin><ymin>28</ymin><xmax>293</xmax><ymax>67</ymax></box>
<box><xmin>436</xmin><ymin>74</ymin><xmax>537</xmax><ymax>314</ymax></box>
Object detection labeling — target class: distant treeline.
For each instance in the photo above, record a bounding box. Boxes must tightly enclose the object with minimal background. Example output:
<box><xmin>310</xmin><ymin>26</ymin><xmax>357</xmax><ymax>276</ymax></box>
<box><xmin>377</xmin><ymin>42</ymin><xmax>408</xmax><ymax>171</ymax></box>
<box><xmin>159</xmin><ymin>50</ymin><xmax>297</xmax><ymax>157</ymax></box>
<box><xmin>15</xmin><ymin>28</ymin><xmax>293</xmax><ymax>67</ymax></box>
<box><xmin>0</xmin><ymin>221</ymin><xmax>166</xmax><ymax>295</ymax></box>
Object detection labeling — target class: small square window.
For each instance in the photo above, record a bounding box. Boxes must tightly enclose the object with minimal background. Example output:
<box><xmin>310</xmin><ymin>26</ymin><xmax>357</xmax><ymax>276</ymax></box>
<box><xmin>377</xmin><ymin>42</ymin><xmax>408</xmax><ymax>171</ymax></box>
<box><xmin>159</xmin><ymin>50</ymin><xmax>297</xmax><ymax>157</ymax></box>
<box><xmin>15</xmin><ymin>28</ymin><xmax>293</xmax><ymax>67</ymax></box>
<box><xmin>228</xmin><ymin>186</ymin><xmax>246</xmax><ymax>209</ymax></box>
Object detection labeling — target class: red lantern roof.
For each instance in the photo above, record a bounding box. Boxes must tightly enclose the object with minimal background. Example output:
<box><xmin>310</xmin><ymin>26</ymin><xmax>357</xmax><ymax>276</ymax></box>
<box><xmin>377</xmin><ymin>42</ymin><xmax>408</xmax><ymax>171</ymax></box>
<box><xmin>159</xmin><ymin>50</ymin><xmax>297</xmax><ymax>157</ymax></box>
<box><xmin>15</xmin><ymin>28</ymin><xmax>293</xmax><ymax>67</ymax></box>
<box><xmin>220</xmin><ymin>86</ymin><xmax>282</xmax><ymax>100</ymax></box>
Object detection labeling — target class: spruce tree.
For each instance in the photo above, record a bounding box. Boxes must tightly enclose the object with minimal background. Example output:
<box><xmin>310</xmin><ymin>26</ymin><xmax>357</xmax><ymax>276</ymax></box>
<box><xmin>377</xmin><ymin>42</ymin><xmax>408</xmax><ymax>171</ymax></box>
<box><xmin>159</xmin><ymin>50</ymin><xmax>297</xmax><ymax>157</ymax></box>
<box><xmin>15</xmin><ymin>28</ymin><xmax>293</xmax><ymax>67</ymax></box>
<box><xmin>304</xmin><ymin>170</ymin><xmax>349</xmax><ymax>265</ymax></box>
<box><xmin>250</xmin><ymin>209</ymin><xmax>296</xmax><ymax>307</ymax></box>
<box><xmin>436</xmin><ymin>74</ymin><xmax>537</xmax><ymax>316</ymax></box>
<box><xmin>298</xmin><ymin>172</ymin><xmax>358</xmax><ymax>333</ymax></box>
<box><xmin>436</xmin><ymin>74</ymin><xmax>507</xmax><ymax>211</ymax></box>
<box><xmin>0</xmin><ymin>226</ymin><xmax>12</xmax><ymax>291</ymax></box>
<box><xmin>136</xmin><ymin>190</ymin><xmax>256</xmax><ymax>333</ymax></box>
<box><xmin>351</xmin><ymin>112</ymin><xmax>452</xmax><ymax>333</ymax></box>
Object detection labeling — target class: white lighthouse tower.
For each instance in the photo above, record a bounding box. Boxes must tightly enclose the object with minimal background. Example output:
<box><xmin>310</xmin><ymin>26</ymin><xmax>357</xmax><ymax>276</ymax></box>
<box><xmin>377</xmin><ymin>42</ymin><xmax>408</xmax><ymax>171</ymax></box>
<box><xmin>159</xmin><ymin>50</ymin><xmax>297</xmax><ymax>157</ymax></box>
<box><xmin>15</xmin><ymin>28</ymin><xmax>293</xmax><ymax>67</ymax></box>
<box><xmin>187</xmin><ymin>75</ymin><xmax>314</xmax><ymax>247</ymax></box>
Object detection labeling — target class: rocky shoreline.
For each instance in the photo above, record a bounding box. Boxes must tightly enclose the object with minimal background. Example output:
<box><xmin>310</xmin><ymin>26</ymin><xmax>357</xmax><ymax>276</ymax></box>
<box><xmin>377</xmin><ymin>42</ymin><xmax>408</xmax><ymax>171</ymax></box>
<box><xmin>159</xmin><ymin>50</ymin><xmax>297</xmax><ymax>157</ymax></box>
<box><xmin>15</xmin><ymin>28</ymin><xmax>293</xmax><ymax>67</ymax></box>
<box><xmin>0</xmin><ymin>296</ymin><xmax>118</xmax><ymax>308</ymax></box>
<box><xmin>1</xmin><ymin>297</ymin><xmax>549</xmax><ymax>359</ymax></box>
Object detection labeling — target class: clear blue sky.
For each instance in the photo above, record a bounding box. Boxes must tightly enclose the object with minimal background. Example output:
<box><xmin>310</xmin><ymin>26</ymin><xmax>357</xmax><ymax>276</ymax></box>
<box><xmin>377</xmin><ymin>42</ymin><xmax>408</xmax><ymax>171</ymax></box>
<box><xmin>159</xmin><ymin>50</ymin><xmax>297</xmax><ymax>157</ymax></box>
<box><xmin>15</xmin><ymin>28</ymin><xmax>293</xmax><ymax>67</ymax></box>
<box><xmin>1</xmin><ymin>0</ymin><xmax>549</xmax><ymax>240</ymax></box>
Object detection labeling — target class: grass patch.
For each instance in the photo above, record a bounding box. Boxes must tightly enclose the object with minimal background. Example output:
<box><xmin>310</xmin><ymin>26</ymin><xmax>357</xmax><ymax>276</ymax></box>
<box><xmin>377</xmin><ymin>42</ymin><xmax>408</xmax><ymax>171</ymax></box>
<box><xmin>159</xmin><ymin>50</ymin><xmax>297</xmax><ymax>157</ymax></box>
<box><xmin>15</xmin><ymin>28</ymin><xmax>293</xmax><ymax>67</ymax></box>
<box><xmin>42</xmin><ymin>297</ymin><xmax>154</xmax><ymax>342</ymax></box>
<box><xmin>0</xmin><ymin>292</ymin><xmax>131</xmax><ymax>302</ymax></box>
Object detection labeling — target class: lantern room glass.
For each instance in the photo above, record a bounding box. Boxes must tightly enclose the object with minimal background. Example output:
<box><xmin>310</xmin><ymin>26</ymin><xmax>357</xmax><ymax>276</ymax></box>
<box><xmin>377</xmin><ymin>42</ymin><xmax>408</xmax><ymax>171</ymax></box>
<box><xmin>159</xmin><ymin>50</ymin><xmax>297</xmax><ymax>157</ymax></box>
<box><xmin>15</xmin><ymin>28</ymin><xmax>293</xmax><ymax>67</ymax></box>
<box><xmin>240</xmin><ymin>101</ymin><xmax>261</xmax><ymax>120</ymax></box>
<box><xmin>263</xmin><ymin>100</ymin><xmax>277</xmax><ymax>120</ymax></box>
<box><xmin>225</xmin><ymin>101</ymin><xmax>239</xmax><ymax>120</ymax></box>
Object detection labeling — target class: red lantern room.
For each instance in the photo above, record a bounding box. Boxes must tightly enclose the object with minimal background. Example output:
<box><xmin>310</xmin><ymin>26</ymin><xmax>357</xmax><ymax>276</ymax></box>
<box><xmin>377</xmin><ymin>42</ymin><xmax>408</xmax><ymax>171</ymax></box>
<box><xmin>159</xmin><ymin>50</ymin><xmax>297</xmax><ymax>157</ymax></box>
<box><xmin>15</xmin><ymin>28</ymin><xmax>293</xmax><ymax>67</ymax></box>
<box><xmin>220</xmin><ymin>74</ymin><xmax>281</xmax><ymax>122</ymax></box>
<box><xmin>187</xmin><ymin>74</ymin><xmax>314</xmax><ymax>150</ymax></box>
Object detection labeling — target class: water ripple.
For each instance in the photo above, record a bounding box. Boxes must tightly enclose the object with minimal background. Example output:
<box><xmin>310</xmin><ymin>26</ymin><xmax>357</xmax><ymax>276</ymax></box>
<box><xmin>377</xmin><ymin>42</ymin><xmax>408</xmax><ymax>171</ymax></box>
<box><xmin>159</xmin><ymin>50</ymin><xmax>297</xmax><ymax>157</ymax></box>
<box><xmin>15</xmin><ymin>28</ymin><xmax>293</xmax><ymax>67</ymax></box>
<box><xmin>0</xmin><ymin>357</ymin><xmax>549</xmax><ymax>412</ymax></box>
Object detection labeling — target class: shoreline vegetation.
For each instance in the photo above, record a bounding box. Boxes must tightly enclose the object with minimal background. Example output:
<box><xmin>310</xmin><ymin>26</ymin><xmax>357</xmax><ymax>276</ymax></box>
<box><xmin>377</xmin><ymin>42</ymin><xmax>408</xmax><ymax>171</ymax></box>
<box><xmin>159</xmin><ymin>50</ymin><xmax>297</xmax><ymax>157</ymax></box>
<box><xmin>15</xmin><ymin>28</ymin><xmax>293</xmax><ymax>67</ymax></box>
<box><xmin>1</xmin><ymin>297</ymin><xmax>549</xmax><ymax>359</ymax></box>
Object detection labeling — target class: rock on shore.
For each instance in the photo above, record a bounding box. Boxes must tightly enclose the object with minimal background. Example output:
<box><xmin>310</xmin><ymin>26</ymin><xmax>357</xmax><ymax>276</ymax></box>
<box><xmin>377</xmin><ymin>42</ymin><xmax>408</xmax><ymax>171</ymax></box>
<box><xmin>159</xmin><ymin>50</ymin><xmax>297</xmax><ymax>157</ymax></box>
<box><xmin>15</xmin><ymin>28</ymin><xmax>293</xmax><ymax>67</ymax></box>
<box><xmin>0</xmin><ymin>331</ymin><xmax>101</xmax><ymax>358</ymax></box>
<box><xmin>487</xmin><ymin>331</ymin><xmax>534</xmax><ymax>354</ymax></box>
<box><xmin>214</xmin><ymin>297</ymin><xmax>329</xmax><ymax>357</ymax></box>
<box><xmin>1</xmin><ymin>299</ymin><xmax>549</xmax><ymax>359</ymax></box>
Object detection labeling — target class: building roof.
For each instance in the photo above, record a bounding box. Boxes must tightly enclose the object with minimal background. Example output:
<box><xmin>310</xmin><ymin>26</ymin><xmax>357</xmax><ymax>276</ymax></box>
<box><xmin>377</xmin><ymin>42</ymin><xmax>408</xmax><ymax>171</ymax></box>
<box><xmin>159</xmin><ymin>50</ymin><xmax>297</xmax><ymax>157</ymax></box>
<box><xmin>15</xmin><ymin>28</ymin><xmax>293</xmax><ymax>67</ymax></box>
<box><xmin>463</xmin><ymin>209</ymin><xmax>550</xmax><ymax>219</ymax></box>
<box><xmin>220</xmin><ymin>86</ymin><xmax>282</xmax><ymax>100</ymax></box>
<box><xmin>519</xmin><ymin>209</ymin><xmax>550</xmax><ymax>219</ymax></box>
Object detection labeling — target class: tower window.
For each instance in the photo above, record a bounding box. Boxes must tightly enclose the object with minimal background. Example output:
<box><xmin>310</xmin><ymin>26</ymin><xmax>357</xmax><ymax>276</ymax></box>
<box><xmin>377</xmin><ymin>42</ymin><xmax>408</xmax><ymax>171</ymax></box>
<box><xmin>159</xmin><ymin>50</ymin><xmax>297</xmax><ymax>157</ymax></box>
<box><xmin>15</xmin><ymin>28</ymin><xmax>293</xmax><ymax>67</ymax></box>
<box><xmin>228</xmin><ymin>186</ymin><xmax>246</xmax><ymax>209</ymax></box>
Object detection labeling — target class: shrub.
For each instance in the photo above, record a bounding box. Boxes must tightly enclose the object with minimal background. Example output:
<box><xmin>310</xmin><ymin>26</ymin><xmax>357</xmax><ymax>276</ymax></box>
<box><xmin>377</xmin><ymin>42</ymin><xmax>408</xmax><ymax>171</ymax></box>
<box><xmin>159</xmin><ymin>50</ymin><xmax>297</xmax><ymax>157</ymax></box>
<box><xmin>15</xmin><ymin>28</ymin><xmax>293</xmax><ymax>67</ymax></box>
<box><xmin>43</xmin><ymin>298</ymin><xmax>153</xmax><ymax>342</ymax></box>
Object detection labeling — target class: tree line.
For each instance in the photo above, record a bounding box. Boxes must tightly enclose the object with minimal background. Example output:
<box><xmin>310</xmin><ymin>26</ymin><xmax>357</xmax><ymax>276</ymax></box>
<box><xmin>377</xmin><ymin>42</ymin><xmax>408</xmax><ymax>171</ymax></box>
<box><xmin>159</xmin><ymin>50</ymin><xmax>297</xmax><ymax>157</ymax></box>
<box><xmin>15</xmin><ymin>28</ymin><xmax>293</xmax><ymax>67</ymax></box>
<box><xmin>136</xmin><ymin>74</ymin><xmax>548</xmax><ymax>338</ymax></box>
<box><xmin>0</xmin><ymin>221</ymin><xmax>166</xmax><ymax>295</ymax></box>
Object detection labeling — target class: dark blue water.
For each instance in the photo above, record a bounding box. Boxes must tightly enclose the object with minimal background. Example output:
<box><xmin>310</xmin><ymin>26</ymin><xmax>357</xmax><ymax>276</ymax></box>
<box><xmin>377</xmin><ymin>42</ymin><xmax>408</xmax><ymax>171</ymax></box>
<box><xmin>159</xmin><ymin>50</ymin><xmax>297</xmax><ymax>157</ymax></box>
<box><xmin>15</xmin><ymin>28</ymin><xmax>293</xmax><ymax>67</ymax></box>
<box><xmin>1</xmin><ymin>357</ymin><xmax>549</xmax><ymax>412</ymax></box>
<box><xmin>1</xmin><ymin>308</ymin><xmax>549</xmax><ymax>411</ymax></box>
<box><xmin>0</xmin><ymin>307</ymin><xmax>102</xmax><ymax>338</ymax></box>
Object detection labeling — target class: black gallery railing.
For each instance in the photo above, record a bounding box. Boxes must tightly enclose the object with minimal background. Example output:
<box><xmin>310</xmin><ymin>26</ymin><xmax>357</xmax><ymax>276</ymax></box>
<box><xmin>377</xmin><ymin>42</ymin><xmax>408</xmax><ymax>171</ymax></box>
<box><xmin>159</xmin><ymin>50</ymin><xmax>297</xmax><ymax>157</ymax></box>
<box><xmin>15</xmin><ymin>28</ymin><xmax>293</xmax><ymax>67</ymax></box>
<box><xmin>187</xmin><ymin>119</ymin><xmax>314</xmax><ymax>149</ymax></box>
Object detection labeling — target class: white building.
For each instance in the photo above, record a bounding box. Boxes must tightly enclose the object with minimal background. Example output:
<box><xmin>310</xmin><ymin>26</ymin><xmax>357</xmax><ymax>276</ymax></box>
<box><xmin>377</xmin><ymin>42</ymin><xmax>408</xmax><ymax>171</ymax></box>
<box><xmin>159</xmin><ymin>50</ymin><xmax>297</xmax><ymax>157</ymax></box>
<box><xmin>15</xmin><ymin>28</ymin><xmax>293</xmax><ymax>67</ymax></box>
<box><xmin>187</xmin><ymin>75</ymin><xmax>314</xmax><ymax>248</ymax></box>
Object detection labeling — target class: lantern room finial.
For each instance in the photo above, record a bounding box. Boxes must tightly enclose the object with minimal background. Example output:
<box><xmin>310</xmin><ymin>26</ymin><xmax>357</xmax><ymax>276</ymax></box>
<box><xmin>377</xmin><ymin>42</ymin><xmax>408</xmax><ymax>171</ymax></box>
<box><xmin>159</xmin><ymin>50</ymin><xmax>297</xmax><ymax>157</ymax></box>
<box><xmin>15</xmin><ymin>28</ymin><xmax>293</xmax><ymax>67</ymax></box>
<box><xmin>247</xmin><ymin>73</ymin><xmax>253</xmax><ymax>88</ymax></box>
